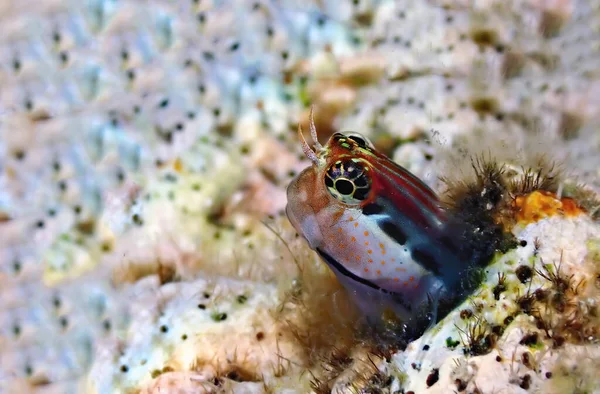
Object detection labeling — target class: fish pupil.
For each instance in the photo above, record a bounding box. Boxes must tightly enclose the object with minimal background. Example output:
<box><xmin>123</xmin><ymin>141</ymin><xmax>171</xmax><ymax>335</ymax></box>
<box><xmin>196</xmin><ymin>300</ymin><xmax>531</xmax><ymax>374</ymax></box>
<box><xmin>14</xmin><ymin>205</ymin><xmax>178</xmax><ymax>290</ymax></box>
<box><xmin>335</xmin><ymin>179</ymin><xmax>354</xmax><ymax>195</ymax></box>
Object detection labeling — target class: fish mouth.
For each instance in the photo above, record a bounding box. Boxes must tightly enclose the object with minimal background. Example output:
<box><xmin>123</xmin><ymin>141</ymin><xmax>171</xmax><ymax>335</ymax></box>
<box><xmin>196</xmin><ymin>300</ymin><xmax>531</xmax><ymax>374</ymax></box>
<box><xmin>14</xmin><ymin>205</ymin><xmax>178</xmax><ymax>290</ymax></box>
<box><xmin>285</xmin><ymin>168</ymin><xmax>326</xmax><ymax>250</ymax></box>
<box><xmin>284</xmin><ymin>203</ymin><xmax>300</xmax><ymax>234</ymax></box>
<box><xmin>285</xmin><ymin>201</ymin><xmax>324</xmax><ymax>250</ymax></box>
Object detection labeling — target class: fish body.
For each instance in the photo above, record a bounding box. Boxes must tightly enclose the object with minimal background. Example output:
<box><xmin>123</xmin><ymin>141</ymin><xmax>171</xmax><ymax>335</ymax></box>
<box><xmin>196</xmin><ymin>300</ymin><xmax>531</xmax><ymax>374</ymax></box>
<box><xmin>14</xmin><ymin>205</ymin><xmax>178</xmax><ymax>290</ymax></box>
<box><xmin>286</xmin><ymin>115</ymin><xmax>470</xmax><ymax>335</ymax></box>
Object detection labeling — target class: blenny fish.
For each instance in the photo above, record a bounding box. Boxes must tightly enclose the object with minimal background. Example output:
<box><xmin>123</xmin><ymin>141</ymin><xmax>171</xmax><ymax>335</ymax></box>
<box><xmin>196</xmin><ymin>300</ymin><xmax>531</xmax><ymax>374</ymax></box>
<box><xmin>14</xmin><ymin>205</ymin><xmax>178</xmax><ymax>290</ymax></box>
<box><xmin>286</xmin><ymin>109</ymin><xmax>479</xmax><ymax>338</ymax></box>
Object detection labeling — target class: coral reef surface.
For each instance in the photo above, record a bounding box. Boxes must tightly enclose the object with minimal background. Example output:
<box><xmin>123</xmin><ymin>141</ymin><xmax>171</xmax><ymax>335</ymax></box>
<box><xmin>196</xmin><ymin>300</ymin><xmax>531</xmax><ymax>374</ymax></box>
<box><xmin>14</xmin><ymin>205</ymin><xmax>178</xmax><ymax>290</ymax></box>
<box><xmin>0</xmin><ymin>0</ymin><xmax>599</xmax><ymax>393</ymax></box>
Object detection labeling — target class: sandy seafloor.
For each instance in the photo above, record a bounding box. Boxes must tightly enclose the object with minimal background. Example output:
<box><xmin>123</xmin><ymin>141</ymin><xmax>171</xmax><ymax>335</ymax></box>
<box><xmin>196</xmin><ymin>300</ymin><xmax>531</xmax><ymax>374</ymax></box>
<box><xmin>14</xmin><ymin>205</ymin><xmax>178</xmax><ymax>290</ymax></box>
<box><xmin>1</xmin><ymin>0</ymin><xmax>600</xmax><ymax>393</ymax></box>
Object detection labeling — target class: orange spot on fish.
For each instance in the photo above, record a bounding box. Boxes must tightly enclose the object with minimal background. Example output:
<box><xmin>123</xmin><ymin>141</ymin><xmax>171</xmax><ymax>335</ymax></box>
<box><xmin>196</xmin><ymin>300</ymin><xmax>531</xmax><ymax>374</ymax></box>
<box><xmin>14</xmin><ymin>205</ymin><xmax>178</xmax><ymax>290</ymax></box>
<box><xmin>379</xmin><ymin>243</ymin><xmax>384</xmax><ymax>248</ymax></box>
<box><xmin>381</xmin><ymin>249</ymin><xmax>386</xmax><ymax>255</ymax></box>
<box><xmin>367</xmin><ymin>249</ymin><xmax>373</xmax><ymax>254</ymax></box>
<box><xmin>404</xmin><ymin>281</ymin><xmax>409</xmax><ymax>286</ymax></box>
<box><xmin>365</xmin><ymin>241</ymin><xmax>369</xmax><ymax>246</ymax></box>
<box><xmin>355</xmin><ymin>255</ymin><xmax>361</xmax><ymax>261</ymax></box>
<box><xmin>354</xmin><ymin>222</ymin><xmax>359</xmax><ymax>228</ymax></box>
<box><xmin>409</xmin><ymin>276</ymin><xmax>414</xmax><ymax>281</ymax></box>
<box><xmin>349</xmin><ymin>216</ymin><xmax>354</xmax><ymax>221</ymax></box>
<box><xmin>381</xmin><ymin>260</ymin><xmax>386</xmax><ymax>265</ymax></box>
<box><xmin>395</xmin><ymin>267</ymin><xmax>407</xmax><ymax>272</ymax></box>
<box><xmin>333</xmin><ymin>209</ymin><xmax>344</xmax><ymax>220</ymax></box>
<box><xmin>376</xmin><ymin>270</ymin><xmax>381</xmax><ymax>275</ymax></box>
<box><xmin>368</xmin><ymin>259</ymin><xmax>373</xmax><ymax>263</ymax></box>
<box><xmin>351</xmin><ymin>236</ymin><xmax>356</xmax><ymax>242</ymax></box>
<box><xmin>364</xmin><ymin>231</ymin><xmax>369</xmax><ymax>236</ymax></box>
<box><xmin>338</xmin><ymin>228</ymin><xmax>343</xmax><ymax>233</ymax></box>
<box><xmin>393</xmin><ymin>278</ymin><xmax>399</xmax><ymax>282</ymax></box>
<box><xmin>364</xmin><ymin>268</ymin><xmax>369</xmax><ymax>272</ymax></box>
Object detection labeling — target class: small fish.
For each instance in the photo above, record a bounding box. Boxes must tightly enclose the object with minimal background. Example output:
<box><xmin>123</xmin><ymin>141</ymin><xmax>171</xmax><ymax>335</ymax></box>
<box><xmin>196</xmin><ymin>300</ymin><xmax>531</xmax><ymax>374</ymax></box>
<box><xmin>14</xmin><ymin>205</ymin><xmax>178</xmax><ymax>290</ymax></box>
<box><xmin>286</xmin><ymin>108</ymin><xmax>471</xmax><ymax>338</ymax></box>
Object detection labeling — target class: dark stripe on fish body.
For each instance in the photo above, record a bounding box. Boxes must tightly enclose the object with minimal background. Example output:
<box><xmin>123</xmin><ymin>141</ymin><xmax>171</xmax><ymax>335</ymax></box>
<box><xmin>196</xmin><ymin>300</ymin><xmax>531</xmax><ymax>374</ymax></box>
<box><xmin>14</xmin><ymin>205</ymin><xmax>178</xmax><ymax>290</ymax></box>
<box><xmin>380</xmin><ymin>220</ymin><xmax>408</xmax><ymax>245</ymax></box>
<box><xmin>362</xmin><ymin>202</ymin><xmax>384</xmax><ymax>215</ymax></box>
<box><xmin>316</xmin><ymin>248</ymin><xmax>412</xmax><ymax>312</ymax></box>
<box><xmin>438</xmin><ymin>234</ymin><xmax>462</xmax><ymax>256</ymax></box>
<box><xmin>369</xmin><ymin>154</ymin><xmax>446</xmax><ymax>226</ymax></box>
<box><xmin>317</xmin><ymin>248</ymin><xmax>381</xmax><ymax>291</ymax></box>
<box><xmin>411</xmin><ymin>249</ymin><xmax>441</xmax><ymax>276</ymax></box>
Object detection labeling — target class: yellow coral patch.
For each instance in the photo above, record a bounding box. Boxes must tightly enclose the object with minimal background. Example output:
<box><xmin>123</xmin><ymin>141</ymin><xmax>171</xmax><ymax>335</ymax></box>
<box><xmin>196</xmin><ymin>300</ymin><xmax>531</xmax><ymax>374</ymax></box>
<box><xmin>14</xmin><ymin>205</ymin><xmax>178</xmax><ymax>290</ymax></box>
<box><xmin>513</xmin><ymin>191</ymin><xmax>585</xmax><ymax>224</ymax></box>
<box><xmin>173</xmin><ymin>157</ymin><xmax>183</xmax><ymax>173</ymax></box>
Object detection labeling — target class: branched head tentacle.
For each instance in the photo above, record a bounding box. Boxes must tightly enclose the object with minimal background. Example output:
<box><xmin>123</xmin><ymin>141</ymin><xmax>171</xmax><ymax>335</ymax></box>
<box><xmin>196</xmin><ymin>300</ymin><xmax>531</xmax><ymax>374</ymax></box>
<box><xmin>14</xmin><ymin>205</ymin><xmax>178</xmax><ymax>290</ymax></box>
<box><xmin>298</xmin><ymin>123</ymin><xmax>320</xmax><ymax>165</ymax></box>
<box><xmin>298</xmin><ymin>105</ymin><xmax>325</xmax><ymax>166</ymax></box>
<box><xmin>309</xmin><ymin>105</ymin><xmax>323</xmax><ymax>151</ymax></box>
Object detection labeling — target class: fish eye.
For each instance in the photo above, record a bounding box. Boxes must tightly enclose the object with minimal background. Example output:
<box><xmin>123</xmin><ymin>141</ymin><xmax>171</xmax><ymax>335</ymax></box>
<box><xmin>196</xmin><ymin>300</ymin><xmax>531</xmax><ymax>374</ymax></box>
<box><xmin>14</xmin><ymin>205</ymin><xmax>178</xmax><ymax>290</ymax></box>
<box><xmin>344</xmin><ymin>132</ymin><xmax>373</xmax><ymax>149</ymax></box>
<box><xmin>325</xmin><ymin>159</ymin><xmax>371</xmax><ymax>204</ymax></box>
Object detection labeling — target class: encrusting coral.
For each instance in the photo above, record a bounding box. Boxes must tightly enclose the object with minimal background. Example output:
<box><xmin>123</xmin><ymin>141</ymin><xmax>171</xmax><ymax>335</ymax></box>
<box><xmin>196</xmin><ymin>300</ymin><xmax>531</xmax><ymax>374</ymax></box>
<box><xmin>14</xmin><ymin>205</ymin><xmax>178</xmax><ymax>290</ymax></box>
<box><xmin>0</xmin><ymin>0</ymin><xmax>599</xmax><ymax>393</ymax></box>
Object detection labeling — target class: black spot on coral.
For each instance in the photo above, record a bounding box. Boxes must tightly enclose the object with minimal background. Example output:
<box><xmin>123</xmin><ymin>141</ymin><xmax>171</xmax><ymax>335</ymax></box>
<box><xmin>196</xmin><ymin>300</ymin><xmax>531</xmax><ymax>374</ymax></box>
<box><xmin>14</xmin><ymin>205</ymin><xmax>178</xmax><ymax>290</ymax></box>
<box><xmin>516</xmin><ymin>265</ymin><xmax>533</xmax><ymax>283</ymax></box>
<box><xmin>14</xmin><ymin>150</ymin><xmax>25</xmax><ymax>160</ymax></box>
<box><xmin>470</xmin><ymin>28</ymin><xmax>498</xmax><ymax>47</ymax></box>
<box><xmin>455</xmin><ymin>378</ymin><xmax>467</xmax><ymax>391</ymax></box>
<box><xmin>132</xmin><ymin>214</ymin><xmax>143</xmax><ymax>226</ymax></box>
<box><xmin>212</xmin><ymin>312</ymin><xmax>228</xmax><ymax>321</ymax></box>
<box><xmin>520</xmin><ymin>332</ymin><xmax>538</xmax><ymax>346</ymax></box>
<box><xmin>426</xmin><ymin>369</ymin><xmax>439</xmax><ymax>387</ymax></box>
<box><xmin>519</xmin><ymin>374</ymin><xmax>531</xmax><ymax>389</ymax></box>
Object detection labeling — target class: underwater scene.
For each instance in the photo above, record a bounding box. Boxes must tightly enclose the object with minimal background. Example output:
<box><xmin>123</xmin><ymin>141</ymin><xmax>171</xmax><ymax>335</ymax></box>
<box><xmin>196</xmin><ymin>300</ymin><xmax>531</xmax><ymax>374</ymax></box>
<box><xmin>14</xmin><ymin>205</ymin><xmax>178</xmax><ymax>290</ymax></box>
<box><xmin>1</xmin><ymin>0</ymin><xmax>599</xmax><ymax>393</ymax></box>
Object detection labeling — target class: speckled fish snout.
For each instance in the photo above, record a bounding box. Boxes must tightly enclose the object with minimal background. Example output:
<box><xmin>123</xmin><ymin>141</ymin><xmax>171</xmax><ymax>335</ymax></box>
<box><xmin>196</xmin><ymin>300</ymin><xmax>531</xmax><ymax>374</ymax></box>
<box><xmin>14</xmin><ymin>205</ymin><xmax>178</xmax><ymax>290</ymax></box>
<box><xmin>286</xmin><ymin>167</ymin><xmax>326</xmax><ymax>251</ymax></box>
